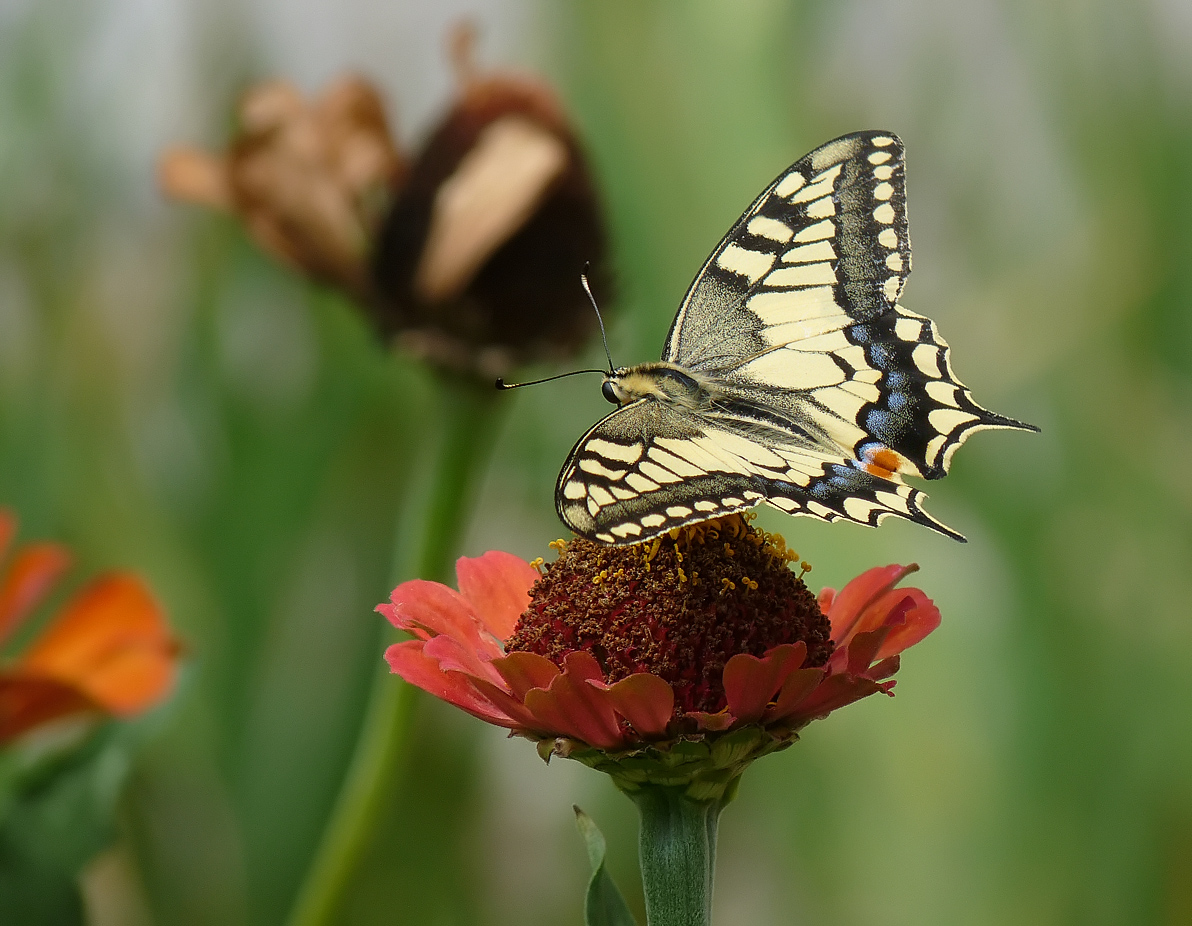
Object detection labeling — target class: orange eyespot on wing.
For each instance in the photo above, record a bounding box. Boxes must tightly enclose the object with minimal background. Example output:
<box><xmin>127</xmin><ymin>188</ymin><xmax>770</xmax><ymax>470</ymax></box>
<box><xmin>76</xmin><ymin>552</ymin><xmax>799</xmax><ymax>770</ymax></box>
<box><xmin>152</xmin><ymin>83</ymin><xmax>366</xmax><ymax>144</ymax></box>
<box><xmin>862</xmin><ymin>446</ymin><xmax>907</xmax><ymax>480</ymax></box>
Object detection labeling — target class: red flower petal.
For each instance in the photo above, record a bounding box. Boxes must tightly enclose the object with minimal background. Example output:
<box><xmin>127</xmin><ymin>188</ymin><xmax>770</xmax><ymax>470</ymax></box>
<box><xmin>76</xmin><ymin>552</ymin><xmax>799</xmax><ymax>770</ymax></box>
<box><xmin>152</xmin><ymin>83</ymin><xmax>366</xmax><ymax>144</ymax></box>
<box><xmin>384</xmin><ymin>640</ymin><xmax>517</xmax><ymax>726</ymax></box>
<box><xmin>491</xmin><ymin>651</ymin><xmax>560</xmax><ymax>699</ymax></box>
<box><xmin>379</xmin><ymin>579</ymin><xmax>503</xmax><ymax>658</ymax></box>
<box><xmin>17</xmin><ymin>574</ymin><xmax>178</xmax><ymax>715</ymax></box>
<box><xmin>421</xmin><ymin>632</ymin><xmax>505</xmax><ymax>687</ymax></box>
<box><xmin>874</xmin><ymin>590</ymin><xmax>940</xmax><ymax>660</ymax></box>
<box><xmin>786</xmin><ymin>673</ymin><xmax>890</xmax><ymax>724</ymax></box>
<box><xmin>764</xmin><ymin>666</ymin><xmax>826</xmax><ymax>723</ymax></box>
<box><xmin>845</xmin><ymin>627</ymin><xmax>891</xmax><ymax>676</ymax></box>
<box><xmin>0</xmin><ymin>543</ymin><xmax>73</xmax><ymax>646</ymax></box>
<box><xmin>593</xmin><ymin>673</ymin><xmax>674</xmax><ymax>738</ymax></box>
<box><xmin>523</xmin><ymin>652</ymin><xmax>624</xmax><ymax>750</ymax></box>
<box><xmin>723</xmin><ymin>642</ymin><xmax>807</xmax><ymax>725</ymax></box>
<box><xmin>826</xmin><ymin>564</ymin><xmax>919</xmax><ymax>647</ymax></box>
<box><xmin>455</xmin><ymin>551</ymin><xmax>538</xmax><ymax>641</ymax></box>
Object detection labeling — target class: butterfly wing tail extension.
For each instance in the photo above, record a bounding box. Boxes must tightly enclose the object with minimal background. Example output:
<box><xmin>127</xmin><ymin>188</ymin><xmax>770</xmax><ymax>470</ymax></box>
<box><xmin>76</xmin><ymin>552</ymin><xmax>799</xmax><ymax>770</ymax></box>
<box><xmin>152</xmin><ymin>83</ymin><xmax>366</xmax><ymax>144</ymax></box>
<box><xmin>849</xmin><ymin>307</ymin><xmax>1037</xmax><ymax>481</ymax></box>
<box><xmin>764</xmin><ymin>464</ymin><xmax>967</xmax><ymax>542</ymax></box>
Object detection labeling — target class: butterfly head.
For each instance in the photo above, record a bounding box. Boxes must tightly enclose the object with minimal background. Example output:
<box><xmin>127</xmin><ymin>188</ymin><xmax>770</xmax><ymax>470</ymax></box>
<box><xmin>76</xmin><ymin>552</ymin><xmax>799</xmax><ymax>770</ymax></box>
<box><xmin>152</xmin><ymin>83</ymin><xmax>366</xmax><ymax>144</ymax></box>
<box><xmin>601</xmin><ymin>363</ymin><xmax>710</xmax><ymax>409</ymax></box>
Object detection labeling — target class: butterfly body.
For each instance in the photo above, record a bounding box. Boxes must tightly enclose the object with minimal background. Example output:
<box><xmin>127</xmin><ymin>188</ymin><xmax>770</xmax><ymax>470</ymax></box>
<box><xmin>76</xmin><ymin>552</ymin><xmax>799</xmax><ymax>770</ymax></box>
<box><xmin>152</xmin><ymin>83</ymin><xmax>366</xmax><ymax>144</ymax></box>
<box><xmin>557</xmin><ymin>131</ymin><xmax>1035</xmax><ymax>546</ymax></box>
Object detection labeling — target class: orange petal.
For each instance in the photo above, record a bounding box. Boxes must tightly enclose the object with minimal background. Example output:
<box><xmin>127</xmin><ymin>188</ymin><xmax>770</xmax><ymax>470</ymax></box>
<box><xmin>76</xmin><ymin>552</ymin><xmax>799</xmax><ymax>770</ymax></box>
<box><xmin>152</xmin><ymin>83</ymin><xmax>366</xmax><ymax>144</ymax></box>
<box><xmin>19</xmin><ymin>574</ymin><xmax>179</xmax><ymax>715</ymax></box>
<box><xmin>455</xmin><ymin>551</ymin><xmax>538</xmax><ymax>641</ymax></box>
<box><xmin>596</xmin><ymin>673</ymin><xmax>674</xmax><ymax>738</ymax></box>
<box><xmin>0</xmin><ymin>542</ymin><xmax>72</xmax><ymax>646</ymax></box>
<box><xmin>722</xmin><ymin>642</ymin><xmax>807</xmax><ymax>725</ymax></box>
<box><xmin>827</xmin><ymin>564</ymin><xmax>919</xmax><ymax>646</ymax></box>
<box><xmin>0</xmin><ymin>674</ymin><xmax>96</xmax><ymax>745</ymax></box>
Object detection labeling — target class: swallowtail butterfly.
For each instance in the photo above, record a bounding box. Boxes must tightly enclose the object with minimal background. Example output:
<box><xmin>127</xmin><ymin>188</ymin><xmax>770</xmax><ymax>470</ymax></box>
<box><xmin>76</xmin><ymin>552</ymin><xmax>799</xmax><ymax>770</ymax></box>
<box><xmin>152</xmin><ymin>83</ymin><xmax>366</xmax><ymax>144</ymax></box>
<box><xmin>556</xmin><ymin>131</ymin><xmax>1035</xmax><ymax>545</ymax></box>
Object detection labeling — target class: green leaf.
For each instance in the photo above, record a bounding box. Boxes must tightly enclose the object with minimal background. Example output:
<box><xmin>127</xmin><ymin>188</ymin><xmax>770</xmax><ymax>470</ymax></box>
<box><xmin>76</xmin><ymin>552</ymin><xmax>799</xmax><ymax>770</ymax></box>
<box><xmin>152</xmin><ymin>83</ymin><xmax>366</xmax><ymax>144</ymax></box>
<box><xmin>0</xmin><ymin>721</ymin><xmax>136</xmax><ymax>924</ymax></box>
<box><xmin>574</xmin><ymin>806</ymin><xmax>638</xmax><ymax>926</ymax></box>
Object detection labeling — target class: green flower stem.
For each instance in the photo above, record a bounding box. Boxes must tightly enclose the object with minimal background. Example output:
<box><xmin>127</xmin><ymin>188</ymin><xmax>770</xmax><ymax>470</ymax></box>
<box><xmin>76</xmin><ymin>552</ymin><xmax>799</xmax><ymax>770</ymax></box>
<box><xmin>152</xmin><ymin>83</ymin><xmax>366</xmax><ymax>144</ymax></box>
<box><xmin>287</xmin><ymin>374</ymin><xmax>504</xmax><ymax>926</ymax></box>
<box><xmin>630</xmin><ymin>785</ymin><xmax>727</xmax><ymax>926</ymax></box>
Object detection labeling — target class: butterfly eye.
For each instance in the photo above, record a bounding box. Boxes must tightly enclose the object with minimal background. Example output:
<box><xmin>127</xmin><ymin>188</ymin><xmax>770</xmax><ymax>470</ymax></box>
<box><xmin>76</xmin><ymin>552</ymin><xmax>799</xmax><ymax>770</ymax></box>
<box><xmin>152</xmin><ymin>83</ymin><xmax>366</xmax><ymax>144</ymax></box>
<box><xmin>601</xmin><ymin>381</ymin><xmax>619</xmax><ymax>404</ymax></box>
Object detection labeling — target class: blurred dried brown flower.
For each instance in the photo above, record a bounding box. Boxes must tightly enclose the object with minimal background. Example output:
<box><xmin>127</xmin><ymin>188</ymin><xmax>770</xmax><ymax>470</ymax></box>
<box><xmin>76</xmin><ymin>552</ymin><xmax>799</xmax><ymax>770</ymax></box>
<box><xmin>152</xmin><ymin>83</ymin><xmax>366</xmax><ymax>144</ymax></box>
<box><xmin>160</xmin><ymin>76</ymin><xmax>404</xmax><ymax>297</ymax></box>
<box><xmin>371</xmin><ymin>25</ymin><xmax>608</xmax><ymax>377</ymax></box>
<box><xmin>160</xmin><ymin>23</ymin><xmax>608</xmax><ymax>380</ymax></box>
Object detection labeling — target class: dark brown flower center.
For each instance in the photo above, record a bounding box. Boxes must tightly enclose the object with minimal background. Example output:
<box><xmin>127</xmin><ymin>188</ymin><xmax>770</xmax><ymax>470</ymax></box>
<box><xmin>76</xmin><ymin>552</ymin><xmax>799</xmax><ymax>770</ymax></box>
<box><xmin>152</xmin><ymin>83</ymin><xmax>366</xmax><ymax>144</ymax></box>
<box><xmin>505</xmin><ymin>515</ymin><xmax>833</xmax><ymax>716</ymax></box>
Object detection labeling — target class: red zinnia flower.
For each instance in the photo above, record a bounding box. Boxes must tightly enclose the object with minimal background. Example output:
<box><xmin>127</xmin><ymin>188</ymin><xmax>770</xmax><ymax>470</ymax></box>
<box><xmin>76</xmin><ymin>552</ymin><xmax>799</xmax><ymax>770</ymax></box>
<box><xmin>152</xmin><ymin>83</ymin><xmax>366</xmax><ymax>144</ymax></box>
<box><xmin>0</xmin><ymin>509</ymin><xmax>181</xmax><ymax>745</ymax></box>
<box><xmin>380</xmin><ymin>515</ymin><xmax>939</xmax><ymax>797</ymax></box>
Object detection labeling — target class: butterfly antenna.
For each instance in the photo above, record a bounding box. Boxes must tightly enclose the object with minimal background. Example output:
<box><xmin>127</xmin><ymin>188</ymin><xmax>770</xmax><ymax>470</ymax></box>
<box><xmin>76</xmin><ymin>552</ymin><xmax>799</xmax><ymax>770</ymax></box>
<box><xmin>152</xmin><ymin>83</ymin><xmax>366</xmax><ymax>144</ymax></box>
<box><xmin>495</xmin><ymin>369</ymin><xmax>608</xmax><ymax>390</ymax></box>
<box><xmin>580</xmin><ymin>264</ymin><xmax>614</xmax><ymax>374</ymax></box>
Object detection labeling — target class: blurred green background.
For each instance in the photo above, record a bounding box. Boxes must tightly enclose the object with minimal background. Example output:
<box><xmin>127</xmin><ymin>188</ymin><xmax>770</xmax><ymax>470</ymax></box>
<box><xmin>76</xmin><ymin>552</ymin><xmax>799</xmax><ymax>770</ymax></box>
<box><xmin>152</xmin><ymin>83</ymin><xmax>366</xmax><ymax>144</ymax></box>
<box><xmin>1</xmin><ymin>0</ymin><xmax>1190</xmax><ymax>924</ymax></box>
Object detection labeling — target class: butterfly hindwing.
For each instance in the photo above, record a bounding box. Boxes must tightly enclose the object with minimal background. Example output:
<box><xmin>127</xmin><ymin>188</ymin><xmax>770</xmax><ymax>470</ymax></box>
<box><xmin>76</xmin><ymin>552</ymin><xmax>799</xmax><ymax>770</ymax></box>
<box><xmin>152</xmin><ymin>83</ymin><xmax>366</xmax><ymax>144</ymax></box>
<box><xmin>556</xmin><ymin>398</ymin><xmax>960</xmax><ymax>545</ymax></box>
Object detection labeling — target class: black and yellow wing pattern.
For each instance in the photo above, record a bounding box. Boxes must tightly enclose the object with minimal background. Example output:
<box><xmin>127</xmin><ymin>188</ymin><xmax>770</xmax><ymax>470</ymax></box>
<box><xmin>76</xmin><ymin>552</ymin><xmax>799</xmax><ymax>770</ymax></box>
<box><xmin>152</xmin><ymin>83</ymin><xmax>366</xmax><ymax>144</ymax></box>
<box><xmin>557</xmin><ymin>131</ymin><xmax>1035</xmax><ymax>545</ymax></box>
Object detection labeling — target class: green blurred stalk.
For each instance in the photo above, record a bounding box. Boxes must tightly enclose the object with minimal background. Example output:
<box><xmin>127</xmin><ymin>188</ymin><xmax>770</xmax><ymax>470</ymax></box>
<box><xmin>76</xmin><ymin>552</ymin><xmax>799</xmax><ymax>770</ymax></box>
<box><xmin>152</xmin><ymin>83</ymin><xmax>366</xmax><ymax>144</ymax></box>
<box><xmin>286</xmin><ymin>374</ymin><xmax>503</xmax><ymax>926</ymax></box>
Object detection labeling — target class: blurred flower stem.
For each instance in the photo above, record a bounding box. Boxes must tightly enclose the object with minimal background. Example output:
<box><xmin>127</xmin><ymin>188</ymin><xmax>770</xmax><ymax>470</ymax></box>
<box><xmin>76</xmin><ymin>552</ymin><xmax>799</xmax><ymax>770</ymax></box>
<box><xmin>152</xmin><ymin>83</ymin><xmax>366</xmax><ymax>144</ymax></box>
<box><xmin>632</xmin><ymin>786</ymin><xmax>724</xmax><ymax>926</ymax></box>
<box><xmin>287</xmin><ymin>374</ymin><xmax>503</xmax><ymax>926</ymax></box>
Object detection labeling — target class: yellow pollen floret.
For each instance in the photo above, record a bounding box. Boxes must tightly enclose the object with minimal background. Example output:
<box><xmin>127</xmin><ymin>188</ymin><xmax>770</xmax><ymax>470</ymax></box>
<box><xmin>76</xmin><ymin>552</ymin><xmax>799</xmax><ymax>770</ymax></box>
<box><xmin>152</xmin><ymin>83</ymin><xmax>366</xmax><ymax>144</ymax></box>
<box><xmin>549</xmin><ymin>539</ymin><xmax>568</xmax><ymax>553</ymax></box>
<box><xmin>720</xmin><ymin>577</ymin><xmax>736</xmax><ymax>594</ymax></box>
<box><xmin>529</xmin><ymin>557</ymin><xmax>545</xmax><ymax>574</ymax></box>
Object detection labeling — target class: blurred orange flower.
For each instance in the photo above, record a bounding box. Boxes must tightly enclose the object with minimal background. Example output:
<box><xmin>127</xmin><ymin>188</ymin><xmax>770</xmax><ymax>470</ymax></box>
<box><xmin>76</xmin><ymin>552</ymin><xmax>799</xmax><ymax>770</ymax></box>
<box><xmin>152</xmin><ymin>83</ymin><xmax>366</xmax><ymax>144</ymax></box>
<box><xmin>0</xmin><ymin>509</ymin><xmax>181</xmax><ymax>745</ymax></box>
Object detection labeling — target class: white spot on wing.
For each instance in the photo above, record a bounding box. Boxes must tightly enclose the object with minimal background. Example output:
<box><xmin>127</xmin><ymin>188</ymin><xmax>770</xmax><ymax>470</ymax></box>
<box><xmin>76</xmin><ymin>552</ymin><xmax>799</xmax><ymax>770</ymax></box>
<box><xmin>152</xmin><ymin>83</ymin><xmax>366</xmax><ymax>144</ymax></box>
<box><xmin>774</xmin><ymin>171</ymin><xmax>806</xmax><ymax>198</ymax></box>
<box><xmin>878</xmin><ymin>229</ymin><xmax>898</xmax><ymax>248</ymax></box>
<box><xmin>638</xmin><ymin>461</ymin><xmax>682</xmax><ymax>484</ymax></box>
<box><xmin>929</xmin><ymin>408</ymin><xmax>979</xmax><ymax>434</ymax></box>
<box><xmin>913</xmin><ymin>343</ymin><xmax>942</xmax><ymax>377</ymax></box>
<box><xmin>925</xmin><ymin>380</ymin><xmax>960</xmax><ymax>405</ymax></box>
<box><xmin>564</xmin><ymin>481</ymin><xmax>587</xmax><ymax>500</ymax></box>
<box><xmin>590</xmin><ymin>485</ymin><xmax>615</xmax><ymax>507</ymax></box>
<box><xmin>872</xmin><ymin>136</ymin><xmax>895</xmax><ymax>147</ymax></box>
<box><xmin>666</xmin><ymin>505</ymin><xmax>692</xmax><ymax>518</ymax></box>
<box><xmin>805</xmin><ymin>198</ymin><xmax>836</xmax><ymax>219</ymax></box>
<box><xmin>868</xmin><ymin>151</ymin><xmax>892</xmax><ymax>164</ymax></box>
<box><xmin>587</xmin><ymin>439</ymin><xmax>643</xmax><ymax>464</ymax></box>
<box><xmin>717</xmin><ymin>244</ymin><xmax>775</xmax><ymax>282</ymax></box>
<box><xmin>746</xmin><ymin>216</ymin><xmax>793</xmax><ymax>242</ymax></box>
<box><xmin>873</xmin><ymin>182</ymin><xmax>894</xmax><ymax>201</ymax></box>
<box><xmin>781</xmin><ymin>240</ymin><xmax>836</xmax><ymax>264</ymax></box>
<box><xmin>885</xmin><ymin>253</ymin><xmax>904</xmax><ymax>272</ymax></box>
<box><xmin>640</xmin><ymin>513</ymin><xmax>667</xmax><ymax>528</ymax></box>
<box><xmin>579</xmin><ymin>458</ymin><xmax>626</xmax><ymax>480</ymax></box>
<box><xmin>874</xmin><ymin>203</ymin><xmax>896</xmax><ymax>224</ymax></box>
<box><xmin>747</xmin><ymin>289</ymin><xmax>842</xmax><ymax>325</ymax></box>
<box><xmin>894</xmin><ymin>317</ymin><xmax>922</xmax><ymax>341</ymax></box>
<box><xmin>843</xmin><ymin>497</ymin><xmax>877</xmax><ymax>522</ymax></box>
<box><xmin>648</xmin><ymin>447</ymin><xmax>704</xmax><ymax>479</ymax></box>
<box><xmin>611</xmin><ymin>522</ymin><xmax>643</xmax><ymax>538</ymax></box>
<box><xmin>765</xmin><ymin>262</ymin><xmax>837</xmax><ymax>289</ymax></box>
<box><xmin>739</xmin><ymin>348</ymin><xmax>845</xmax><ymax>388</ymax></box>
<box><xmin>625</xmin><ymin>473</ymin><xmax>660</xmax><ymax>492</ymax></box>
<box><xmin>873</xmin><ymin>165</ymin><xmax>893</xmax><ymax>180</ymax></box>
<box><xmin>793</xmin><ymin>220</ymin><xmax>835</xmax><ymax>243</ymax></box>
